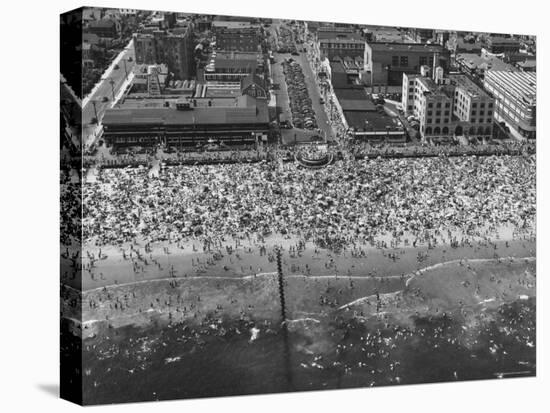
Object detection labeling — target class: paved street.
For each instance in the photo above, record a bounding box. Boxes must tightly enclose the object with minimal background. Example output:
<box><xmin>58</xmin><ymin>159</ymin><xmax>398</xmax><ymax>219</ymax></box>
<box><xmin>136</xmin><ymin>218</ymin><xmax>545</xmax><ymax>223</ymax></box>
<box><xmin>270</xmin><ymin>20</ymin><xmax>334</xmax><ymax>144</ymax></box>
<box><xmin>82</xmin><ymin>39</ymin><xmax>136</xmax><ymax>148</ymax></box>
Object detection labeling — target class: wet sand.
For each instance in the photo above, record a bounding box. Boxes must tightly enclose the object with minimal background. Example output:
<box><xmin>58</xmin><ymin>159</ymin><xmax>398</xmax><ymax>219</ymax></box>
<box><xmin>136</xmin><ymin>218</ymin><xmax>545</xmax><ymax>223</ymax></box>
<box><xmin>61</xmin><ymin>228</ymin><xmax>535</xmax><ymax>340</ymax></box>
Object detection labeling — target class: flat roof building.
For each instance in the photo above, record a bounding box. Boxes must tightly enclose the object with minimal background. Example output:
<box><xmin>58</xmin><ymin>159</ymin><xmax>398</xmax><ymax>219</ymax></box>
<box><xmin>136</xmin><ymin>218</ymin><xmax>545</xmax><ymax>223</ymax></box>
<box><xmin>455</xmin><ymin>53</ymin><xmax>516</xmax><ymax>79</ymax></box>
<box><xmin>364</xmin><ymin>42</ymin><xmax>450</xmax><ymax>87</ymax></box>
<box><xmin>103</xmin><ymin>94</ymin><xmax>270</xmax><ymax>148</ymax></box>
<box><xmin>402</xmin><ymin>70</ymin><xmax>495</xmax><ymax>143</ymax></box>
<box><xmin>485</xmin><ymin>36</ymin><xmax>521</xmax><ymax>54</ymax></box>
<box><xmin>331</xmin><ymin>87</ymin><xmax>405</xmax><ymax>142</ymax></box>
<box><xmin>212</xmin><ymin>20</ymin><xmax>262</xmax><ymax>52</ymax></box>
<box><xmin>483</xmin><ymin>70</ymin><xmax>536</xmax><ymax>139</ymax></box>
<box><xmin>317</xmin><ymin>27</ymin><xmax>365</xmax><ymax>61</ymax></box>
<box><xmin>203</xmin><ymin>51</ymin><xmax>264</xmax><ymax>85</ymax></box>
<box><xmin>134</xmin><ymin>25</ymin><xmax>195</xmax><ymax>81</ymax></box>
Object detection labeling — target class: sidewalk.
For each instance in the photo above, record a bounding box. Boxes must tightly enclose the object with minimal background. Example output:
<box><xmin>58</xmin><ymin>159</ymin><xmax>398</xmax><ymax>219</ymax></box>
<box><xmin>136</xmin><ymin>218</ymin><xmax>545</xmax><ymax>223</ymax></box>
<box><xmin>82</xmin><ymin>38</ymin><xmax>134</xmax><ymax>108</ymax></box>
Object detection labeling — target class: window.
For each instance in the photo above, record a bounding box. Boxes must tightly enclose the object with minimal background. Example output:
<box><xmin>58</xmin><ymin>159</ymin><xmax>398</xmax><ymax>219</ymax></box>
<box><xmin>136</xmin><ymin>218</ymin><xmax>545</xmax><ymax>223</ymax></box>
<box><xmin>444</xmin><ymin>110</ymin><xmax>450</xmax><ymax>116</ymax></box>
<box><xmin>426</xmin><ymin>117</ymin><xmax>432</xmax><ymax>124</ymax></box>
<box><xmin>435</xmin><ymin>118</ymin><xmax>441</xmax><ymax>124</ymax></box>
<box><xmin>488</xmin><ymin>102</ymin><xmax>494</xmax><ymax>108</ymax></box>
<box><xmin>479</xmin><ymin>102</ymin><xmax>485</xmax><ymax>109</ymax></box>
<box><xmin>487</xmin><ymin>118</ymin><xmax>492</xmax><ymax>123</ymax></box>
<box><xmin>408</xmin><ymin>105</ymin><xmax>412</xmax><ymax>111</ymax></box>
<box><xmin>409</xmin><ymin>87</ymin><xmax>413</xmax><ymax>93</ymax></box>
<box><xmin>400</xmin><ymin>56</ymin><xmax>408</xmax><ymax>66</ymax></box>
<box><xmin>488</xmin><ymin>110</ymin><xmax>492</xmax><ymax>116</ymax></box>
<box><xmin>472</xmin><ymin>102</ymin><xmax>477</xmax><ymax>108</ymax></box>
<box><xmin>436</xmin><ymin>110</ymin><xmax>441</xmax><ymax>116</ymax></box>
<box><xmin>419</xmin><ymin>56</ymin><xmax>428</xmax><ymax>66</ymax></box>
<box><xmin>472</xmin><ymin>111</ymin><xmax>477</xmax><ymax>116</ymax></box>
<box><xmin>428</xmin><ymin>103</ymin><xmax>433</xmax><ymax>108</ymax></box>
<box><xmin>428</xmin><ymin>111</ymin><xmax>433</xmax><ymax>116</ymax></box>
<box><xmin>409</xmin><ymin>80</ymin><xmax>414</xmax><ymax>86</ymax></box>
<box><xmin>436</xmin><ymin>102</ymin><xmax>441</xmax><ymax>108</ymax></box>
<box><xmin>392</xmin><ymin>56</ymin><xmax>399</xmax><ymax>66</ymax></box>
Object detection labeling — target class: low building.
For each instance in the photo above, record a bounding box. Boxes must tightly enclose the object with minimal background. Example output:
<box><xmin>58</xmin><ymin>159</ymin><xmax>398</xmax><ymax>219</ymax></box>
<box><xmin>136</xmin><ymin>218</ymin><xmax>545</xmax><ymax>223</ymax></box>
<box><xmin>402</xmin><ymin>69</ymin><xmax>495</xmax><ymax>143</ymax></box>
<box><xmin>102</xmin><ymin>94</ymin><xmax>270</xmax><ymax>148</ymax></box>
<box><xmin>333</xmin><ymin>87</ymin><xmax>405</xmax><ymax>142</ymax></box>
<box><xmin>87</xmin><ymin>19</ymin><xmax>118</xmax><ymax>39</ymax></box>
<box><xmin>364</xmin><ymin>42</ymin><xmax>450</xmax><ymax>87</ymax></box>
<box><xmin>240</xmin><ymin>74</ymin><xmax>268</xmax><ymax>99</ymax></box>
<box><xmin>485</xmin><ymin>36</ymin><xmax>521</xmax><ymax>54</ymax></box>
<box><xmin>133</xmin><ymin>24</ymin><xmax>195</xmax><ymax>81</ymax></box>
<box><xmin>118</xmin><ymin>9</ymin><xmax>137</xmax><ymax>15</ymax></box>
<box><xmin>455</xmin><ymin>53</ymin><xmax>516</xmax><ymax>80</ymax></box>
<box><xmin>362</xmin><ymin>26</ymin><xmax>407</xmax><ymax>43</ymax></box>
<box><xmin>516</xmin><ymin>59</ymin><xmax>536</xmax><ymax>72</ymax></box>
<box><xmin>409</xmin><ymin>28</ymin><xmax>435</xmax><ymax>44</ymax></box>
<box><xmin>212</xmin><ymin>20</ymin><xmax>262</xmax><ymax>52</ymax></box>
<box><xmin>317</xmin><ymin>27</ymin><xmax>365</xmax><ymax>61</ymax></box>
<box><xmin>483</xmin><ymin>70</ymin><xmax>536</xmax><ymax>139</ymax></box>
<box><xmin>202</xmin><ymin>51</ymin><xmax>264</xmax><ymax>85</ymax></box>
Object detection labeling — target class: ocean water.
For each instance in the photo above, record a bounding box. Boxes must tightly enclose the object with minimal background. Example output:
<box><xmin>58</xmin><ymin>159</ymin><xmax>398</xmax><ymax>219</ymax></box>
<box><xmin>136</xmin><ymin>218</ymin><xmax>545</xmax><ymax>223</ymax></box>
<box><xmin>81</xmin><ymin>297</ymin><xmax>536</xmax><ymax>405</ymax></box>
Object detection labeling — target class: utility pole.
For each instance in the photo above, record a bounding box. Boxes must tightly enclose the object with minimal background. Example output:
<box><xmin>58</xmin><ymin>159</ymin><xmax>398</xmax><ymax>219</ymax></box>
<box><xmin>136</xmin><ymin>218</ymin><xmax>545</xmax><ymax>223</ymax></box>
<box><xmin>109</xmin><ymin>79</ymin><xmax>116</xmax><ymax>101</ymax></box>
<box><xmin>122</xmin><ymin>58</ymin><xmax>128</xmax><ymax>78</ymax></box>
<box><xmin>91</xmin><ymin>99</ymin><xmax>98</xmax><ymax>124</ymax></box>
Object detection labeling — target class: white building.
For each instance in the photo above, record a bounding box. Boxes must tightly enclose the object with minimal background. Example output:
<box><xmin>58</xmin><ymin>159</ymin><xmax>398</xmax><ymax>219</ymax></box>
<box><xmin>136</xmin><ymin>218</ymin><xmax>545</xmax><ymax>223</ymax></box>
<box><xmin>402</xmin><ymin>68</ymin><xmax>494</xmax><ymax>142</ymax></box>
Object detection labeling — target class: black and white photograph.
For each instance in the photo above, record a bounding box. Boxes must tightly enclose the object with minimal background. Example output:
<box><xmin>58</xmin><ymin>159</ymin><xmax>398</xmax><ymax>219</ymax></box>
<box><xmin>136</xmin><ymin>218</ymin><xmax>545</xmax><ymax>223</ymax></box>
<box><xmin>56</xmin><ymin>4</ymin><xmax>541</xmax><ymax>406</ymax></box>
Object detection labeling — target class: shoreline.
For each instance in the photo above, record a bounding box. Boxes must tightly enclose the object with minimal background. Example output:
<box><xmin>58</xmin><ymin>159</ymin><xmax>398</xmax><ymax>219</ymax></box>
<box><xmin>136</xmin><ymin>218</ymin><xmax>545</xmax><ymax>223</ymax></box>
<box><xmin>62</xmin><ymin>250</ymin><xmax>536</xmax><ymax>340</ymax></box>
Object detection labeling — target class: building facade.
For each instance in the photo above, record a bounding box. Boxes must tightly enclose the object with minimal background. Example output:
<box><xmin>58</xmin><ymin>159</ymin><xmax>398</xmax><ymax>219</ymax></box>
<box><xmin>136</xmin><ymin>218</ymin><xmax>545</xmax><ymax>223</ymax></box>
<box><xmin>317</xmin><ymin>27</ymin><xmax>365</xmax><ymax>61</ymax></box>
<box><xmin>203</xmin><ymin>51</ymin><xmax>264</xmax><ymax>85</ymax></box>
<box><xmin>483</xmin><ymin>70</ymin><xmax>536</xmax><ymax>139</ymax></box>
<box><xmin>485</xmin><ymin>36</ymin><xmax>521</xmax><ymax>54</ymax></box>
<box><xmin>364</xmin><ymin>42</ymin><xmax>450</xmax><ymax>87</ymax></box>
<box><xmin>212</xmin><ymin>21</ymin><xmax>262</xmax><ymax>52</ymax></box>
<box><xmin>102</xmin><ymin>96</ymin><xmax>270</xmax><ymax>148</ymax></box>
<box><xmin>134</xmin><ymin>26</ymin><xmax>195</xmax><ymax>80</ymax></box>
<box><xmin>402</xmin><ymin>70</ymin><xmax>495</xmax><ymax>142</ymax></box>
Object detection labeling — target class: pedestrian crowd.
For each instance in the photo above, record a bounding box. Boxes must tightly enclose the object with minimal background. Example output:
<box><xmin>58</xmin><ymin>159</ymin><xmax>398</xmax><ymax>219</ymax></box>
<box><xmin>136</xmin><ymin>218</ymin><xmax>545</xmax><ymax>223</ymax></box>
<box><xmin>82</xmin><ymin>154</ymin><xmax>535</xmax><ymax>251</ymax></box>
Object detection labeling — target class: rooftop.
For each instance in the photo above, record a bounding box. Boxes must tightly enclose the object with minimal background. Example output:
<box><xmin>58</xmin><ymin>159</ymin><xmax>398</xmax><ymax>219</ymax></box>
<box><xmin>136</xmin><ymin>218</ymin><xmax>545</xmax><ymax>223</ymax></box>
<box><xmin>212</xmin><ymin>20</ymin><xmax>258</xmax><ymax>29</ymax></box>
<box><xmin>104</xmin><ymin>98</ymin><xmax>269</xmax><ymax>126</ymax></box>
<box><xmin>205</xmin><ymin>51</ymin><xmax>261</xmax><ymax>72</ymax></box>
<box><xmin>416</xmin><ymin>77</ymin><xmax>452</xmax><ymax>98</ymax></box>
<box><xmin>484</xmin><ymin>71</ymin><xmax>536</xmax><ymax>105</ymax></box>
<box><xmin>449</xmin><ymin>74</ymin><xmax>492</xmax><ymax>99</ymax></box>
<box><xmin>334</xmin><ymin>88</ymin><xmax>376</xmax><ymax>111</ymax></box>
<box><xmin>318</xmin><ymin>29</ymin><xmax>363</xmax><ymax>42</ymax></box>
<box><xmin>344</xmin><ymin>111</ymin><xmax>403</xmax><ymax>131</ymax></box>
<box><xmin>456</xmin><ymin>53</ymin><xmax>516</xmax><ymax>72</ymax></box>
<box><xmin>367</xmin><ymin>42</ymin><xmax>446</xmax><ymax>53</ymax></box>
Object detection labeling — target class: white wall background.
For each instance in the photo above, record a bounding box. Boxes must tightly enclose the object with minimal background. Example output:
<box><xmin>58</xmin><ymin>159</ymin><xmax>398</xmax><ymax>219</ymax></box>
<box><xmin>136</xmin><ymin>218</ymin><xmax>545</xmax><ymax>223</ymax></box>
<box><xmin>0</xmin><ymin>0</ymin><xmax>547</xmax><ymax>412</ymax></box>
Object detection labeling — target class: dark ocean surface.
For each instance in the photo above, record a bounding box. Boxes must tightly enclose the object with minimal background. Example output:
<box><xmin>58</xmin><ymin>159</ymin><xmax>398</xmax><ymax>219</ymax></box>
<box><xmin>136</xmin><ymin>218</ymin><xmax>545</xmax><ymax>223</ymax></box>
<box><xmin>81</xmin><ymin>297</ymin><xmax>535</xmax><ymax>405</ymax></box>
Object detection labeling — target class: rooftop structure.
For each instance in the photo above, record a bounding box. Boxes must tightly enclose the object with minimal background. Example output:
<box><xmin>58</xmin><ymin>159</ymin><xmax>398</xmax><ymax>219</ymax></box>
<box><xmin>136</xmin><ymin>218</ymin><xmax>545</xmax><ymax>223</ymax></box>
<box><xmin>364</xmin><ymin>42</ymin><xmax>450</xmax><ymax>87</ymax></box>
<box><xmin>317</xmin><ymin>27</ymin><xmax>365</xmax><ymax>61</ymax></box>
<box><xmin>455</xmin><ymin>53</ymin><xmax>516</xmax><ymax>79</ymax></box>
<box><xmin>203</xmin><ymin>51</ymin><xmax>264</xmax><ymax>84</ymax></box>
<box><xmin>133</xmin><ymin>25</ymin><xmax>195</xmax><ymax>80</ymax></box>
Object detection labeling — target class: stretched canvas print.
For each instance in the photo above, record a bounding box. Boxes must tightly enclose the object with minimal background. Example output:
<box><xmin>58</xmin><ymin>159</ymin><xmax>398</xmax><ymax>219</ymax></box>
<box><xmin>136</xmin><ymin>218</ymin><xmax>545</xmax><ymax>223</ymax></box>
<box><xmin>60</xmin><ymin>6</ymin><xmax>537</xmax><ymax>405</ymax></box>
